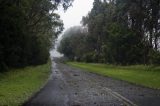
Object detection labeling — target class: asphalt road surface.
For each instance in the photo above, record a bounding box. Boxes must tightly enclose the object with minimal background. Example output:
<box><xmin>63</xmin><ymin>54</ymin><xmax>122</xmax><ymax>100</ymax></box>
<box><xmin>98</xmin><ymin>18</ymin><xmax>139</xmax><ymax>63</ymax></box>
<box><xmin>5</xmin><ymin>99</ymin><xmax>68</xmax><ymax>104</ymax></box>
<box><xmin>23</xmin><ymin>58</ymin><xmax>160</xmax><ymax>106</ymax></box>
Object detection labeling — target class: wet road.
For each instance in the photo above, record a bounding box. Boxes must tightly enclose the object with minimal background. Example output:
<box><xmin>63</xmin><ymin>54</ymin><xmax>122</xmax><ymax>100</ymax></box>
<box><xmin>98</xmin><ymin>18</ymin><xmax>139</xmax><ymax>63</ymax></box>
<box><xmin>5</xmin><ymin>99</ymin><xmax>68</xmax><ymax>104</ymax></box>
<box><xmin>24</xmin><ymin>58</ymin><xmax>160</xmax><ymax>106</ymax></box>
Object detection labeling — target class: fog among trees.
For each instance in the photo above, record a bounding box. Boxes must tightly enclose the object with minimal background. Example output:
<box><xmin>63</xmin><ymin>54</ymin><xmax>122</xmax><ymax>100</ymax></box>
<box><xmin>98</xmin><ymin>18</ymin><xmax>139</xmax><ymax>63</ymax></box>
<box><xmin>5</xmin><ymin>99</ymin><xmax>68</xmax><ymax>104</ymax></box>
<box><xmin>58</xmin><ymin>0</ymin><xmax>160</xmax><ymax>65</ymax></box>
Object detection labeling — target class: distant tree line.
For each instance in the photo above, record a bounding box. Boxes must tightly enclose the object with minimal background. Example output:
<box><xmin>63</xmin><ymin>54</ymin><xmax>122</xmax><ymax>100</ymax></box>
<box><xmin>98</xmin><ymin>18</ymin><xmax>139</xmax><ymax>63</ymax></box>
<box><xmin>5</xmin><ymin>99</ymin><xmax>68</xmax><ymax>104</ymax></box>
<box><xmin>58</xmin><ymin>26</ymin><xmax>87</xmax><ymax>60</ymax></box>
<box><xmin>0</xmin><ymin>0</ymin><xmax>73</xmax><ymax>71</ymax></box>
<box><xmin>58</xmin><ymin>0</ymin><xmax>160</xmax><ymax>65</ymax></box>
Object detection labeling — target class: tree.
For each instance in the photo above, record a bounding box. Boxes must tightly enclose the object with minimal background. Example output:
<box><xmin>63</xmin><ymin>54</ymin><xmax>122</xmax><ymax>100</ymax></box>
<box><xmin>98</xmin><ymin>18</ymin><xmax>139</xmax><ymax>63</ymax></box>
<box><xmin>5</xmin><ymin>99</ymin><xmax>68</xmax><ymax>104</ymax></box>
<box><xmin>58</xmin><ymin>0</ymin><xmax>160</xmax><ymax>65</ymax></box>
<box><xmin>0</xmin><ymin>0</ymin><xmax>73</xmax><ymax>71</ymax></box>
<box><xmin>80</xmin><ymin>0</ymin><xmax>160</xmax><ymax>65</ymax></box>
<box><xmin>58</xmin><ymin>26</ymin><xmax>87</xmax><ymax>61</ymax></box>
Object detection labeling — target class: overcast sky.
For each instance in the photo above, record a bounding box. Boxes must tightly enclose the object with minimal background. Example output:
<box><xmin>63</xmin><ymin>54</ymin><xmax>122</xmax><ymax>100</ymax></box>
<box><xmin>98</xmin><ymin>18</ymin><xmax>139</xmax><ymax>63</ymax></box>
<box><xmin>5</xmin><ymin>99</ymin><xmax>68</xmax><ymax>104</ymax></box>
<box><xmin>57</xmin><ymin>0</ymin><xmax>94</xmax><ymax>30</ymax></box>
<box><xmin>51</xmin><ymin>0</ymin><xmax>93</xmax><ymax>57</ymax></box>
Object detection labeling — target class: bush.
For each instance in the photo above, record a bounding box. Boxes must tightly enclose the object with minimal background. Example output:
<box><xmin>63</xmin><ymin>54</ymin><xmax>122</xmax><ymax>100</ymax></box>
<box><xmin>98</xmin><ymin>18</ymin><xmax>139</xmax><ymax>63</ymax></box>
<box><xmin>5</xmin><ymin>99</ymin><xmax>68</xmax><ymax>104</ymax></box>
<box><xmin>149</xmin><ymin>50</ymin><xmax>160</xmax><ymax>65</ymax></box>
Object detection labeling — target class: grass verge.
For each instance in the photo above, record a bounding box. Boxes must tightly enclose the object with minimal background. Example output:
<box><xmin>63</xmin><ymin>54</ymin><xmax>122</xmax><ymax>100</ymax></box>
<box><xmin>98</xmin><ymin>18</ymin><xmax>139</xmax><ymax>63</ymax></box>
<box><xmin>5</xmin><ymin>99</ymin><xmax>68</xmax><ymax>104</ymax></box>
<box><xmin>67</xmin><ymin>62</ymin><xmax>160</xmax><ymax>89</ymax></box>
<box><xmin>0</xmin><ymin>62</ymin><xmax>50</xmax><ymax>106</ymax></box>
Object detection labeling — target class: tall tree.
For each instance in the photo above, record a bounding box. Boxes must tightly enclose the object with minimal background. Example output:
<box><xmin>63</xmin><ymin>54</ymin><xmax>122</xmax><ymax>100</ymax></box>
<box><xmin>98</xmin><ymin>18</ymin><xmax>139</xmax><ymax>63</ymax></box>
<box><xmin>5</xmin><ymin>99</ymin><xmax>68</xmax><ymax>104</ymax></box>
<box><xmin>0</xmin><ymin>0</ymin><xmax>73</xmax><ymax>71</ymax></box>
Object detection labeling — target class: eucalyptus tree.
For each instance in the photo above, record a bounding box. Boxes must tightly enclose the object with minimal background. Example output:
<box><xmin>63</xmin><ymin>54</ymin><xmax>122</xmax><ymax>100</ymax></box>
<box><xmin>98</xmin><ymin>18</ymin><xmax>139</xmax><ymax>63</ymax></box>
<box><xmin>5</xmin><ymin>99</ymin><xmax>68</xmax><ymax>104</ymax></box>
<box><xmin>81</xmin><ymin>0</ymin><xmax>160</xmax><ymax>64</ymax></box>
<box><xmin>0</xmin><ymin>0</ymin><xmax>73</xmax><ymax>71</ymax></box>
<box><xmin>58</xmin><ymin>26</ymin><xmax>87</xmax><ymax>61</ymax></box>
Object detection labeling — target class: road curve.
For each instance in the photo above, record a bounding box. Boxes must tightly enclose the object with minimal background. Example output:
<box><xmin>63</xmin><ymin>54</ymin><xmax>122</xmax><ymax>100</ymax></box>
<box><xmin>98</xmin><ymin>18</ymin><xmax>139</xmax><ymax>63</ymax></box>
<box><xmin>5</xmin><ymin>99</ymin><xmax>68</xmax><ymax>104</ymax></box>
<box><xmin>23</xmin><ymin>58</ymin><xmax>160</xmax><ymax>106</ymax></box>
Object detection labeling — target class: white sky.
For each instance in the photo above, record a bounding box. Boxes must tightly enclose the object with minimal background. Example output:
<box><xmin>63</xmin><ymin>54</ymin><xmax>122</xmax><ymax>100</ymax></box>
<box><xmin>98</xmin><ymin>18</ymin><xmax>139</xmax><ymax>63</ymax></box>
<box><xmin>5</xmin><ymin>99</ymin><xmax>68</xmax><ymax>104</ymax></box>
<box><xmin>50</xmin><ymin>0</ymin><xmax>94</xmax><ymax>57</ymax></box>
<box><xmin>57</xmin><ymin>0</ymin><xmax>94</xmax><ymax>30</ymax></box>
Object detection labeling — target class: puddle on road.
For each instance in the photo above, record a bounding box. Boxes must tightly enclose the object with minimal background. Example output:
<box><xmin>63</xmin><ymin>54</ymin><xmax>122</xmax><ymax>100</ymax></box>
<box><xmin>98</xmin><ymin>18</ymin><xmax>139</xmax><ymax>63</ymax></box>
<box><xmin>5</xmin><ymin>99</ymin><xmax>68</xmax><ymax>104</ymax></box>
<box><xmin>73</xmin><ymin>73</ymin><xmax>80</xmax><ymax>76</ymax></box>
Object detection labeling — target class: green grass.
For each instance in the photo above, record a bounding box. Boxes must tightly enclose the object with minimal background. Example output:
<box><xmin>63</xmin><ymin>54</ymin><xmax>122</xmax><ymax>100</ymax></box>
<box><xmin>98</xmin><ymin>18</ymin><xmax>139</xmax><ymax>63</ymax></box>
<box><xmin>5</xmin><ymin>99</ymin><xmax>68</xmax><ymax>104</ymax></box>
<box><xmin>0</xmin><ymin>63</ymin><xmax>50</xmax><ymax>106</ymax></box>
<box><xmin>67</xmin><ymin>62</ymin><xmax>160</xmax><ymax>89</ymax></box>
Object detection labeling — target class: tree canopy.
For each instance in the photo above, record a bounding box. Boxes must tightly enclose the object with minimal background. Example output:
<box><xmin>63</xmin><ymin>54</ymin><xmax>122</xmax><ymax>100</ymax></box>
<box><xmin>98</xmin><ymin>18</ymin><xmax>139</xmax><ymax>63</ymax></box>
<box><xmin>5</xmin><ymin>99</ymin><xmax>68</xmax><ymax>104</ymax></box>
<box><xmin>0</xmin><ymin>0</ymin><xmax>73</xmax><ymax>71</ymax></box>
<box><xmin>59</xmin><ymin>0</ymin><xmax>160</xmax><ymax>65</ymax></box>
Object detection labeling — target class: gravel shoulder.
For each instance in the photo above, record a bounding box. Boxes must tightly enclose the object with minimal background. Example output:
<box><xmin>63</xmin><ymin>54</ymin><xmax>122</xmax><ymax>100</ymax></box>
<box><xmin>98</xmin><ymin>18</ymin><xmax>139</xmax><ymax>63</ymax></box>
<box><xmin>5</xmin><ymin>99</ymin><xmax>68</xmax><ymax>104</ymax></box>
<box><xmin>23</xmin><ymin>58</ymin><xmax>160</xmax><ymax>106</ymax></box>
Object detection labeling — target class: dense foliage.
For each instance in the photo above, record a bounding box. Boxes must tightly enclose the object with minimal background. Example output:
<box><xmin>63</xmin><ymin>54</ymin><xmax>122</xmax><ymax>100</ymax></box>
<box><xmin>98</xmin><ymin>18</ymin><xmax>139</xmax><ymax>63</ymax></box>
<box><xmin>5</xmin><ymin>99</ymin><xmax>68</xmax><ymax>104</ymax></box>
<box><xmin>58</xmin><ymin>26</ymin><xmax>87</xmax><ymax>60</ymax></box>
<box><xmin>0</xmin><ymin>0</ymin><xmax>73</xmax><ymax>71</ymax></box>
<box><xmin>59</xmin><ymin>0</ymin><xmax>160</xmax><ymax>65</ymax></box>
